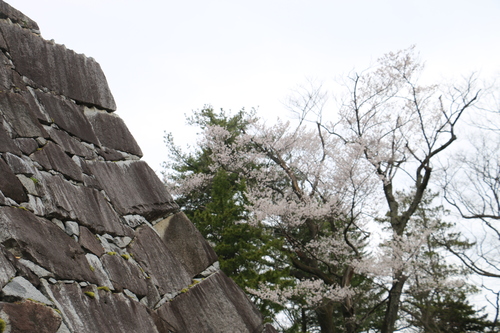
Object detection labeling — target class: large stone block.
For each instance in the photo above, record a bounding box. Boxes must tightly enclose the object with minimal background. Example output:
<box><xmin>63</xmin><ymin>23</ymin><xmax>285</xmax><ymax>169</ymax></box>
<box><xmin>39</xmin><ymin>173</ymin><xmax>132</xmax><ymax>236</ymax></box>
<box><xmin>0</xmin><ymin>20</ymin><xmax>116</xmax><ymax>110</ymax></box>
<box><xmin>0</xmin><ymin>157</ymin><xmax>27</xmax><ymax>203</ymax></box>
<box><xmin>0</xmin><ymin>206</ymin><xmax>98</xmax><ymax>283</ymax></box>
<box><xmin>0</xmin><ymin>51</ymin><xmax>24</xmax><ymax>92</ymax></box>
<box><xmin>0</xmin><ymin>0</ymin><xmax>39</xmax><ymax>31</ymax></box>
<box><xmin>0</xmin><ymin>120</ymin><xmax>22</xmax><ymax>155</ymax></box>
<box><xmin>0</xmin><ymin>91</ymin><xmax>48</xmax><ymax>138</ymax></box>
<box><xmin>44</xmin><ymin>126</ymin><xmax>95</xmax><ymax>158</ymax></box>
<box><xmin>0</xmin><ymin>245</ymin><xmax>15</xmax><ymax>289</ymax></box>
<box><xmin>31</xmin><ymin>141</ymin><xmax>83</xmax><ymax>182</ymax></box>
<box><xmin>85</xmin><ymin>108</ymin><xmax>143</xmax><ymax>157</ymax></box>
<box><xmin>157</xmin><ymin>270</ymin><xmax>264</xmax><ymax>333</ymax></box>
<box><xmin>0</xmin><ymin>300</ymin><xmax>62</xmax><ymax>333</ymax></box>
<box><xmin>87</xmin><ymin>160</ymin><xmax>178</xmax><ymax>220</ymax></box>
<box><xmin>48</xmin><ymin>283</ymin><xmax>174</xmax><ymax>333</ymax></box>
<box><xmin>101</xmin><ymin>253</ymin><xmax>148</xmax><ymax>297</ymax></box>
<box><xmin>33</xmin><ymin>91</ymin><xmax>100</xmax><ymax>145</ymax></box>
<box><xmin>128</xmin><ymin>225</ymin><xmax>191</xmax><ymax>296</ymax></box>
<box><xmin>154</xmin><ymin>212</ymin><xmax>218</xmax><ymax>278</ymax></box>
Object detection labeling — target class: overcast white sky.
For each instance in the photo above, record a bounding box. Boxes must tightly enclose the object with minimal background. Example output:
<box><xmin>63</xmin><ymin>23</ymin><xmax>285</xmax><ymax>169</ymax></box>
<box><xmin>6</xmin><ymin>0</ymin><xmax>500</xmax><ymax>172</ymax></box>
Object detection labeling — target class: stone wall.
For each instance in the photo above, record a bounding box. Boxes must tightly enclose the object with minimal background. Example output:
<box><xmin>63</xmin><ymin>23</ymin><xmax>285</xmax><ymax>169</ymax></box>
<box><xmin>0</xmin><ymin>1</ymin><xmax>276</xmax><ymax>332</ymax></box>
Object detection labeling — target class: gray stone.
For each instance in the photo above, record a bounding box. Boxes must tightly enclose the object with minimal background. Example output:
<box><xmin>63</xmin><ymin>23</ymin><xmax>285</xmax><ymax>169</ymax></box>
<box><xmin>32</xmin><ymin>141</ymin><xmax>84</xmax><ymax>182</ymax></box>
<box><xmin>0</xmin><ymin>157</ymin><xmax>28</xmax><ymax>203</ymax></box>
<box><xmin>157</xmin><ymin>271</ymin><xmax>264</xmax><ymax>333</ymax></box>
<box><xmin>44</xmin><ymin>126</ymin><xmax>94</xmax><ymax>158</ymax></box>
<box><xmin>0</xmin><ymin>91</ymin><xmax>48</xmax><ymax>138</ymax></box>
<box><xmin>123</xmin><ymin>214</ymin><xmax>148</xmax><ymax>228</ymax></box>
<box><xmin>48</xmin><ymin>282</ymin><xmax>175</xmax><ymax>333</ymax></box>
<box><xmin>2</xmin><ymin>276</ymin><xmax>53</xmax><ymax>305</ymax></box>
<box><xmin>123</xmin><ymin>289</ymin><xmax>139</xmax><ymax>302</ymax></box>
<box><xmin>85</xmin><ymin>107</ymin><xmax>143</xmax><ymax>157</ymax></box>
<box><xmin>0</xmin><ymin>206</ymin><xmax>98</xmax><ymax>283</ymax></box>
<box><xmin>87</xmin><ymin>160</ymin><xmax>178</xmax><ymax>220</ymax></box>
<box><xmin>64</xmin><ymin>221</ymin><xmax>79</xmax><ymax>236</ymax></box>
<box><xmin>85</xmin><ymin>253</ymin><xmax>113</xmax><ymax>290</ymax></box>
<box><xmin>0</xmin><ymin>120</ymin><xmax>22</xmax><ymax>155</ymax></box>
<box><xmin>0</xmin><ymin>21</ymin><xmax>116</xmax><ymax>110</ymax></box>
<box><xmin>0</xmin><ymin>300</ymin><xmax>62</xmax><ymax>333</ymax></box>
<box><xmin>0</xmin><ymin>245</ymin><xmax>16</xmax><ymax>288</ymax></box>
<box><xmin>78</xmin><ymin>226</ymin><xmax>104</xmax><ymax>257</ymax></box>
<box><xmin>56</xmin><ymin>322</ymin><xmax>72</xmax><ymax>333</ymax></box>
<box><xmin>0</xmin><ymin>51</ymin><xmax>24</xmax><ymax>91</ymax></box>
<box><xmin>128</xmin><ymin>225</ymin><xmax>191</xmax><ymax>295</ymax></box>
<box><xmin>6</xmin><ymin>153</ymin><xmax>37</xmax><ymax>175</ymax></box>
<box><xmin>27</xmin><ymin>194</ymin><xmax>46</xmax><ymax>215</ymax></box>
<box><xmin>32</xmin><ymin>90</ymin><xmax>100</xmax><ymax>145</ymax></box>
<box><xmin>101</xmin><ymin>253</ymin><xmax>148</xmax><ymax>296</ymax></box>
<box><xmin>154</xmin><ymin>212</ymin><xmax>218</xmax><ymax>278</ymax></box>
<box><xmin>18</xmin><ymin>258</ymin><xmax>54</xmax><ymax>278</ymax></box>
<box><xmin>14</xmin><ymin>137</ymin><xmax>39</xmax><ymax>154</ymax></box>
<box><xmin>39</xmin><ymin>173</ymin><xmax>132</xmax><ymax>236</ymax></box>
<box><xmin>0</xmin><ymin>1</ymin><xmax>39</xmax><ymax>30</ymax></box>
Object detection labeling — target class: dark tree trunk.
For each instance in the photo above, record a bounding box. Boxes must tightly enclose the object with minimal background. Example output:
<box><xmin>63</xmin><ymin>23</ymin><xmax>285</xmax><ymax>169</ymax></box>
<box><xmin>316</xmin><ymin>300</ymin><xmax>335</xmax><ymax>333</ymax></box>
<box><xmin>341</xmin><ymin>266</ymin><xmax>357</xmax><ymax>333</ymax></box>
<box><xmin>381</xmin><ymin>273</ymin><xmax>408</xmax><ymax>333</ymax></box>
<box><xmin>301</xmin><ymin>308</ymin><xmax>307</xmax><ymax>333</ymax></box>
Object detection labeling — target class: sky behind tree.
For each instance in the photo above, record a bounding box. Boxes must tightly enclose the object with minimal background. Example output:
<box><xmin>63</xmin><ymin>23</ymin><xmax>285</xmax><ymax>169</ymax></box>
<box><xmin>6</xmin><ymin>0</ymin><xmax>500</xmax><ymax>171</ymax></box>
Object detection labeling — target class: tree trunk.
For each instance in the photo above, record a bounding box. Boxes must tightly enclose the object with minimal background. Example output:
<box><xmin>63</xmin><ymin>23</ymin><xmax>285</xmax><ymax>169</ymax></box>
<box><xmin>316</xmin><ymin>300</ymin><xmax>335</xmax><ymax>333</ymax></box>
<box><xmin>342</xmin><ymin>265</ymin><xmax>357</xmax><ymax>333</ymax></box>
<box><xmin>301</xmin><ymin>308</ymin><xmax>307</xmax><ymax>333</ymax></box>
<box><xmin>381</xmin><ymin>273</ymin><xmax>408</xmax><ymax>333</ymax></box>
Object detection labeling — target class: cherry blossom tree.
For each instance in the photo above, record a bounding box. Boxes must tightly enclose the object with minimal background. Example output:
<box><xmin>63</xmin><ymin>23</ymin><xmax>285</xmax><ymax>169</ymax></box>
<box><xmin>164</xmin><ymin>47</ymin><xmax>485</xmax><ymax>332</ymax></box>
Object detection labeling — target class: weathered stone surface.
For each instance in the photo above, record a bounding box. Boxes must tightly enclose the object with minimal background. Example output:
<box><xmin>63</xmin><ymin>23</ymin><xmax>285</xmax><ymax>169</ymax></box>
<box><xmin>155</xmin><ymin>212</ymin><xmax>218</xmax><ymax>278</ymax></box>
<box><xmin>97</xmin><ymin>146</ymin><xmax>126</xmax><ymax>161</ymax></box>
<box><xmin>0</xmin><ymin>300</ymin><xmax>62</xmax><ymax>333</ymax></box>
<box><xmin>0</xmin><ymin>3</ymin><xmax>274</xmax><ymax>331</ymax></box>
<box><xmin>4</xmin><ymin>152</ymin><xmax>36</xmax><ymax>175</ymax></box>
<box><xmin>85</xmin><ymin>253</ymin><xmax>113</xmax><ymax>290</ymax></box>
<box><xmin>48</xmin><ymin>283</ymin><xmax>174</xmax><ymax>333</ymax></box>
<box><xmin>0</xmin><ymin>1</ymin><xmax>39</xmax><ymax>31</ymax></box>
<box><xmin>0</xmin><ymin>91</ymin><xmax>48</xmax><ymax>138</ymax></box>
<box><xmin>0</xmin><ymin>51</ymin><xmax>24</xmax><ymax>91</ymax></box>
<box><xmin>0</xmin><ymin>157</ymin><xmax>27</xmax><ymax>203</ymax></box>
<box><xmin>87</xmin><ymin>160</ymin><xmax>178</xmax><ymax>220</ymax></box>
<box><xmin>39</xmin><ymin>173</ymin><xmax>132</xmax><ymax>236</ymax></box>
<box><xmin>33</xmin><ymin>91</ymin><xmax>100</xmax><ymax>145</ymax></box>
<box><xmin>0</xmin><ymin>20</ymin><xmax>116</xmax><ymax>110</ymax></box>
<box><xmin>79</xmin><ymin>226</ymin><xmax>105</xmax><ymax>257</ymax></box>
<box><xmin>0</xmin><ymin>120</ymin><xmax>22</xmax><ymax>155</ymax></box>
<box><xmin>14</xmin><ymin>137</ymin><xmax>39</xmax><ymax>154</ymax></box>
<box><xmin>85</xmin><ymin>107</ymin><xmax>143</xmax><ymax>157</ymax></box>
<box><xmin>129</xmin><ymin>225</ymin><xmax>191</xmax><ymax>295</ymax></box>
<box><xmin>32</xmin><ymin>141</ymin><xmax>83</xmax><ymax>182</ymax></box>
<box><xmin>1</xmin><ymin>276</ymin><xmax>53</xmax><ymax>304</ymax></box>
<box><xmin>44</xmin><ymin>126</ymin><xmax>94</xmax><ymax>158</ymax></box>
<box><xmin>157</xmin><ymin>270</ymin><xmax>264</xmax><ymax>333</ymax></box>
<box><xmin>101</xmin><ymin>253</ymin><xmax>148</xmax><ymax>296</ymax></box>
<box><xmin>0</xmin><ymin>245</ymin><xmax>15</xmax><ymax>288</ymax></box>
<box><xmin>0</xmin><ymin>206</ymin><xmax>97</xmax><ymax>283</ymax></box>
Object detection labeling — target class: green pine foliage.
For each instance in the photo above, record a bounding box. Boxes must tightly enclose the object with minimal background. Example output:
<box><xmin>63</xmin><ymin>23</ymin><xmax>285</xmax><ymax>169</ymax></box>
<box><xmin>163</xmin><ymin>107</ymin><xmax>290</xmax><ymax>322</ymax></box>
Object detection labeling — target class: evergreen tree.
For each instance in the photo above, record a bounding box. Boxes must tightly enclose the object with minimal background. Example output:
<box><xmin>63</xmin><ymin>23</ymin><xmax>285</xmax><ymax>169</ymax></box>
<box><xmin>163</xmin><ymin>107</ymin><xmax>291</xmax><ymax>323</ymax></box>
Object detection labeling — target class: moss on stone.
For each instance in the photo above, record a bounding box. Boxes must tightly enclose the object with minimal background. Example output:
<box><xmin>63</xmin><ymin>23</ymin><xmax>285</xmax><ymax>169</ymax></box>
<box><xmin>84</xmin><ymin>291</ymin><xmax>95</xmax><ymax>298</ymax></box>
<box><xmin>107</xmin><ymin>251</ymin><xmax>117</xmax><ymax>256</ymax></box>
<box><xmin>0</xmin><ymin>319</ymin><xmax>5</xmax><ymax>333</ymax></box>
<box><xmin>97</xmin><ymin>286</ymin><xmax>110</xmax><ymax>292</ymax></box>
<box><xmin>120</xmin><ymin>254</ymin><xmax>130</xmax><ymax>260</ymax></box>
